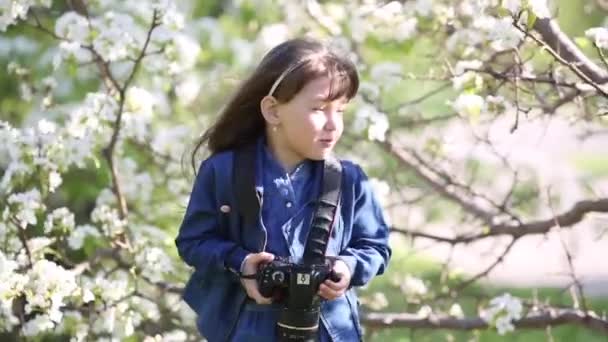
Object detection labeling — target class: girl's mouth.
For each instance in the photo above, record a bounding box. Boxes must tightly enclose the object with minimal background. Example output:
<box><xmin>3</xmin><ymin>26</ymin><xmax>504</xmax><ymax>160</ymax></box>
<box><xmin>319</xmin><ymin>139</ymin><xmax>334</xmax><ymax>147</ymax></box>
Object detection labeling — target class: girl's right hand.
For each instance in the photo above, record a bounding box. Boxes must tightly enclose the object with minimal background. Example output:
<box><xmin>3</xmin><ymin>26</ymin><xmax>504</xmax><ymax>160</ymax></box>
<box><xmin>240</xmin><ymin>252</ymin><xmax>275</xmax><ymax>304</ymax></box>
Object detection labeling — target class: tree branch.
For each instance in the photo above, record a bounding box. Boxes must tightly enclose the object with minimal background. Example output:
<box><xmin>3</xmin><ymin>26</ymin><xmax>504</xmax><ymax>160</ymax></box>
<box><xmin>362</xmin><ymin>308</ymin><xmax>608</xmax><ymax>336</ymax></box>
<box><xmin>391</xmin><ymin>198</ymin><xmax>608</xmax><ymax>244</ymax></box>
<box><xmin>513</xmin><ymin>18</ymin><xmax>608</xmax><ymax>98</ymax></box>
<box><xmin>532</xmin><ymin>18</ymin><xmax>608</xmax><ymax>84</ymax></box>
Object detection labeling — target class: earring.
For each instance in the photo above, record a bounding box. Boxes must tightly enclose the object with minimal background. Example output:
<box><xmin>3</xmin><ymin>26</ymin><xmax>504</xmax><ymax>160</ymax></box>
<box><xmin>272</xmin><ymin>125</ymin><xmax>278</xmax><ymax>132</ymax></box>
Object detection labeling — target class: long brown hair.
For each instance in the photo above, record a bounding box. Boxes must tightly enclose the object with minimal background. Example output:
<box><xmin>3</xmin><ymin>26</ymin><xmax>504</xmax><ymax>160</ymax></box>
<box><xmin>189</xmin><ymin>37</ymin><xmax>359</xmax><ymax>172</ymax></box>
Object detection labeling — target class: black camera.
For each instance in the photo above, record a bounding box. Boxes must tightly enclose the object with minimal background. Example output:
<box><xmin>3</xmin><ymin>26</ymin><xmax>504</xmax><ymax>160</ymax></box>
<box><xmin>257</xmin><ymin>256</ymin><xmax>341</xmax><ymax>341</ymax></box>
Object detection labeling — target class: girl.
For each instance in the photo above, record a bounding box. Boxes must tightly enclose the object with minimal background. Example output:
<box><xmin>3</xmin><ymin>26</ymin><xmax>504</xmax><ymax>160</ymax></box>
<box><xmin>175</xmin><ymin>37</ymin><xmax>391</xmax><ymax>342</ymax></box>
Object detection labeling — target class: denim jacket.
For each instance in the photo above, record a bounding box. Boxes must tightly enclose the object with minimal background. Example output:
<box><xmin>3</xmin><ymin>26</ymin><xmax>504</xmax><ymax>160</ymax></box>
<box><xmin>175</xmin><ymin>141</ymin><xmax>392</xmax><ymax>342</ymax></box>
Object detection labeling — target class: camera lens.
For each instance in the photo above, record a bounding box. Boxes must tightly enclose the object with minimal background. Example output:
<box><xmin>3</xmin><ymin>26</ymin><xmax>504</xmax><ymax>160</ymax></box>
<box><xmin>276</xmin><ymin>307</ymin><xmax>320</xmax><ymax>341</ymax></box>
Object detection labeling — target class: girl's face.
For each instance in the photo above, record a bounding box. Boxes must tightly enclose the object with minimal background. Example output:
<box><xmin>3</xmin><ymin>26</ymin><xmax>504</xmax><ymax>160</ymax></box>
<box><xmin>274</xmin><ymin>76</ymin><xmax>347</xmax><ymax>165</ymax></box>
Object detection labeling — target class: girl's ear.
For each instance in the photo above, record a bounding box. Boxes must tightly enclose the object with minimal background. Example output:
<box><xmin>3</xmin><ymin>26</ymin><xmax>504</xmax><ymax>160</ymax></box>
<box><xmin>260</xmin><ymin>95</ymin><xmax>281</xmax><ymax>125</ymax></box>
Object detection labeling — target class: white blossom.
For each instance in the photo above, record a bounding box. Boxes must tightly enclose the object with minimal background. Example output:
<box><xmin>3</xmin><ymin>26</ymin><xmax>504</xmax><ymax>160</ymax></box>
<box><xmin>53</xmin><ymin>41</ymin><xmax>93</xmax><ymax>70</ymax></box>
<box><xmin>0</xmin><ymin>121</ymin><xmax>21</xmax><ymax>163</ymax></box>
<box><xmin>195</xmin><ymin>17</ymin><xmax>224</xmax><ymax>50</ymax></box>
<box><xmin>122</xmin><ymin>87</ymin><xmax>157</xmax><ymax>142</ymax></box>
<box><xmin>449</xmin><ymin>303</ymin><xmax>465</xmax><ymax>318</ymax></box>
<box><xmin>368</xmin><ymin>112</ymin><xmax>389</xmax><ymax>142</ymax></box>
<box><xmin>49</xmin><ymin>171</ymin><xmax>62</xmax><ymax>193</ymax></box>
<box><xmin>151</xmin><ymin>125</ymin><xmax>190</xmax><ymax>160</ymax></box>
<box><xmin>143</xmin><ymin>330</ymin><xmax>188</xmax><ymax>342</ymax></box>
<box><xmin>416</xmin><ymin>304</ymin><xmax>433</xmax><ymax>318</ymax></box>
<box><xmin>37</xmin><ymin>119</ymin><xmax>56</xmax><ymax>134</ymax></box>
<box><xmin>7</xmin><ymin>189</ymin><xmax>44</xmax><ymax>229</ymax></box>
<box><xmin>166</xmin><ymin>33</ymin><xmax>201</xmax><ymax>75</ymax></box>
<box><xmin>125</xmin><ymin>86</ymin><xmax>156</xmax><ymax>117</ymax></box>
<box><xmin>360</xmin><ymin>292</ymin><xmax>389</xmax><ymax>311</ymax></box>
<box><xmin>585</xmin><ymin>27</ymin><xmax>608</xmax><ymax>50</ymax></box>
<box><xmin>0</xmin><ymin>251</ymin><xmax>28</xmax><ymax>315</ymax></box>
<box><xmin>68</xmin><ymin>224</ymin><xmax>101</xmax><ymax>250</ymax></box>
<box><xmin>91</xmin><ymin>205</ymin><xmax>127</xmax><ymax>237</ymax></box>
<box><xmin>92</xmin><ymin>303</ymin><xmax>138</xmax><ymax>337</ymax></box>
<box><xmin>370</xmin><ymin>62</ymin><xmax>402</xmax><ymax>84</ymax></box>
<box><xmin>395</xmin><ymin>17</ymin><xmax>418</xmax><ymax>41</ymax></box>
<box><xmin>454</xmin><ymin>59</ymin><xmax>483</xmax><ymax>75</ymax></box>
<box><xmin>400</xmin><ymin>275</ymin><xmax>428</xmax><ymax>297</ymax></box>
<box><xmin>66</xmin><ymin>92</ymin><xmax>118</xmax><ymax>139</ymax></box>
<box><xmin>476</xmin><ymin>16</ymin><xmax>524</xmax><ymax>51</ymax></box>
<box><xmin>116</xmin><ymin>158</ymin><xmax>154</xmax><ymax>203</ymax></box>
<box><xmin>23</xmin><ymin>260</ymin><xmax>79</xmax><ymax>330</ymax></box>
<box><xmin>84</xmin><ymin>271</ymin><xmax>131</xmax><ymax>304</ymax></box>
<box><xmin>452</xmin><ymin>60</ymin><xmax>484</xmax><ymax>90</ymax></box>
<box><xmin>230</xmin><ymin>38</ymin><xmax>255</xmax><ymax>68</ymax></box>
<box><xmin>348</xmin><ymin>14</ymin><xmax>369</xmax><ymax>43</ymax></box>
<box><xmin>60</xmin><ymin>134</ymin><xmax>96</xmax><ymax>168</ymax></box>
<box><xmin>91</xmin><ymin>12</ymin><xmax>141</xmax><ymax>62</ymax></box>
<box><xmin>481</xmin><ymin>293</ymin><xmax>523</xmax><ymax>335</ymax></box>
<box><xmin>452</xmin><ymin>93</ymin><xmax>486</xmax><ymax>119</ymax></box>
<box><xmin>25</xmin><ymin>237</ymin><xmax>53</xmax><ymax>260</ymax></box>
<box><xmin>368</xmin><ymin>178</ymin><xmax>390</xmax><ymax>206</ymax></box>
<box><xmin>21</xmin><ymin>314</ymin><xmax>55</xmax><ymax>336</ymax></box>
<box><xmin>502</xmin><ymin>0</ymin><xmax>551</xmax><ymax>18</ymax></box>
<box><xmin>0</xmin><ymin>296</ymin><xmax>19</xmax><ymax>330</ymax></box>
<box><xmin>0</xmin><ymin>0</ymin><xmax>52</xmax><ymax>31</ymax></box>
<box><xmin>175</xmin><ymin>75</ymin><xmax>202</xmax><ymax>105</ymax></box>
<box><xmin>407</xmin><ymin>0</ymin><xmax>435</xmax><ymax>17</ymax></box>
<box><xmin>96</xmin><ymin>188</ymin><xmax>116</xmax><ymax>206</ymax></box>
<box><xmin>55</xmin><ymin>12</ymin><xmax>90</xmax><ymax>43</ymax></box>
<box><xmin>130</xmin><ymin>296</ymin><xmax>161</xmax><ymax>321</ymax></box>
<box><xmin>135</xmin><ymin>246</ymin><xmax>173</xmax><ymax>283</ymax></box>
<box><xmin>44</xmin><ymin>207</ymin><xmax>75</xmax><ymax>234</ymax></box>
<box><xmin>374</xmin><ymin>1</ymin><xmax>403</xmax><ymax>22</ymax></box>
<box><xmin>0</xmin><ymin>161</ymin><xmax>28</xmax><ymax>193</ymax></box>
<box><xmin>257</xmin><ymin>23</ymin><xmax>289</xmax><ymax>52</ymax></box>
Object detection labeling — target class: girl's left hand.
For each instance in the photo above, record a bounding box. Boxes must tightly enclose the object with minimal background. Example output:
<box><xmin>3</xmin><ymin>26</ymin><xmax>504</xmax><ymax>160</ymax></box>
<box><xmin>318</xmin><ymin>259</ymin><xmax>351</xmax><ymax>300</ymax></box>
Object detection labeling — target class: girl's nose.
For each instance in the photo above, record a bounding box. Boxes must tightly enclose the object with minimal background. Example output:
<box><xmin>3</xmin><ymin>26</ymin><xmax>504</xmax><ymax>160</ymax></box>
<box><xmin>324</xmin><ymin>112</ymin><xmax>339</xmax><ymax>131</ymax></box>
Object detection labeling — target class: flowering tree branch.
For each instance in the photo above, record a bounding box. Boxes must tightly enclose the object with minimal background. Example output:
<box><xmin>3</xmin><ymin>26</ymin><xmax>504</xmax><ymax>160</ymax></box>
<box><xmin>514</xmin><ymin>18</ymin><xmax>608</xmax><ymax>97</ymax></box>
<box><xmin>103</xmin><ymin>8</ymin><xmax>161</xmax><ymax>227</ymax></box>
<box><xmin>532</xmin><ymin>17</ymin><xmax>608</xmax><ymax>84</ymax></box>
<box><xmin>362</xmin><ymin>308</ymin><xmax>608</xmax><ymax>336</ymax></box>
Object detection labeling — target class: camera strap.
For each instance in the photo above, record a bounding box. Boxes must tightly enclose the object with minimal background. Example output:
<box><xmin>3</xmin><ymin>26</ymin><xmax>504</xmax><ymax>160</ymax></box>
<box><xmin>233</xmin><ymin>143</ymin><xmax>342</xmax><ymax>265</ymax></box>
<box><xmin>301</xmin><ymin>156</ymin><xmax>342</xmax><ymax>264</ymax></box>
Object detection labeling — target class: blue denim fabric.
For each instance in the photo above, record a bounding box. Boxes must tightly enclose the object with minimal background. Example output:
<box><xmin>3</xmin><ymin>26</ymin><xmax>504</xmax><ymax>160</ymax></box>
<box><xmin>259</xmin><ymin>139</ymin><xmax>315</xmax><ymax>258</ymax></box>
<box><xmin>231</xmin><ymin>138</ymin><xmax>332</xmax><ymax>341</ymax></box>
<box><xmin>175</xmin><ymin>137</ymin><xmax>392</xmax><ymax>342</ymax></box>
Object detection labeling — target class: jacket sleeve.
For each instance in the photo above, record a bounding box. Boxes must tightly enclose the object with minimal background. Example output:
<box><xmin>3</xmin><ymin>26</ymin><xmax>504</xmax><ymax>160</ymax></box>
<box><xmin>339</xmin><ymin>164</ymin><xmax>392</xmax><ymax>287</ymax></box>
<box><xmin>175</xmin><ymin>158</ymin><xmax>249</xmax><ymax>277</ymax></box>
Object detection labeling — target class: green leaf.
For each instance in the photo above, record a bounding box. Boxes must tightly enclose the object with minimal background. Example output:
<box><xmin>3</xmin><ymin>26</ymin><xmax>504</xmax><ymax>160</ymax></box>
<box><xmin>574</xmin><ymin>36</ymin><xmax>591</xmax><ymax>48</ymax></box>
<box><xmin>423</xmin><ymin>138</ymin><xmax>443</xmax><ymax>158</ymax></box>
<box><xmin>496</xmin><ymin>7</ymin><xmax>511</xmax><ymax>17</ymax></box>
<box><xmin>526</xmin><ymin>11</ymin><xmax>537</xmax><ymax>28</ymax></box>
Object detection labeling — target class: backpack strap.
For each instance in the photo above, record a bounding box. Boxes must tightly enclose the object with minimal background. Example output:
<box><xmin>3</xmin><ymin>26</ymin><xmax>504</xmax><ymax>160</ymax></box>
<box><xmin>233</xmin><ymin>143</ymin><xmax>259</xmax><ymax>232</ymax></box>
<box><xmin>302</xmin><ymin>156</ymin><xmax>342</xmax><ymax>264</ymax></box>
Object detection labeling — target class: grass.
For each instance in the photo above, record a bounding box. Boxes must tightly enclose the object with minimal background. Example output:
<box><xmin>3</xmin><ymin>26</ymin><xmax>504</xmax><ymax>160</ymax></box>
<box><xmin>358</xmin><ymin>246</ymin><xmax>608</xmax><ymax>342</ymax></box>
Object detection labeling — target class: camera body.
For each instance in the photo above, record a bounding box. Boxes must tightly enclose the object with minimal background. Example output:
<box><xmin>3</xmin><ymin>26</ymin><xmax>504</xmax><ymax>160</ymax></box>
<box><xmin>257</xmin><ymin>256</ymin><xmax>340</xmax><ymax>341</ymax></box>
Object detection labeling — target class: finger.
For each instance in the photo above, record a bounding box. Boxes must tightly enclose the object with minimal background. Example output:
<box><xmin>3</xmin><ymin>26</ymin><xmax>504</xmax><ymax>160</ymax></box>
<box><xmin>259</xmin><ymin>252</ymin><xmax>275</xmax><ymax>261</ymax></box>
<box><xmin>317</xmin><ymin>285</ymin><xmax>332</xmax><ymax>300</ymax></box>
<box><xmin>252</xmin><ymin>252</ymin><xmax>275</xmax><ymax>265</ymax></box>
<box><xmin>324</xmin><ymin>278</ymin><xmax>347</xmax><ymax>291</ymax></box>
<box><xmin>319</xmin><ymin>283</ymin><xmax>341</xmax><ymax>299</ymax></box>
<box><xmin>255</xmin><ymin>295</ymin><xmax>273</xmax><ymax>304</ymax></box>
<box><xmin>255</xmin><ymin>289</ymin><xmax>273</xmax><ymax>304</ymax></box>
